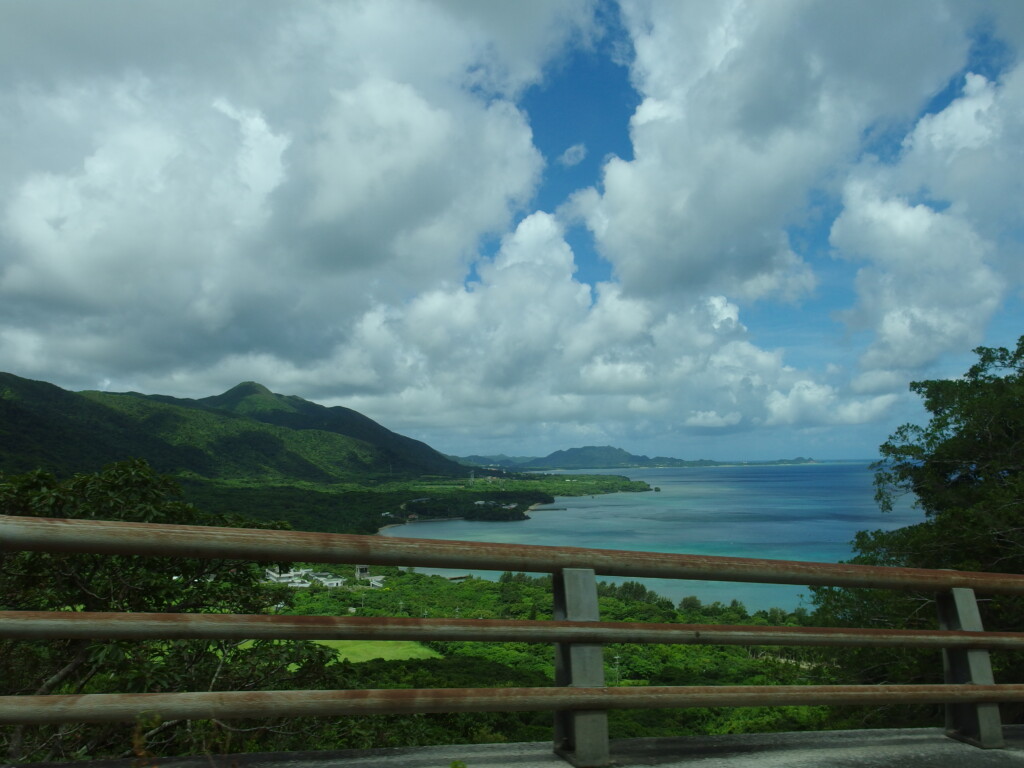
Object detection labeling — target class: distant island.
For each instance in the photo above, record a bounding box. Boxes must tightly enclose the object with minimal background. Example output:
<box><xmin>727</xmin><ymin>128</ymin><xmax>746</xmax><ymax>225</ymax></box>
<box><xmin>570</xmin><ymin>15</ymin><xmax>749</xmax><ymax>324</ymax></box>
<box><xmin>453</xmin><ymin>445</ymin><xmax>816</xmax><ymax>471</ymax></box>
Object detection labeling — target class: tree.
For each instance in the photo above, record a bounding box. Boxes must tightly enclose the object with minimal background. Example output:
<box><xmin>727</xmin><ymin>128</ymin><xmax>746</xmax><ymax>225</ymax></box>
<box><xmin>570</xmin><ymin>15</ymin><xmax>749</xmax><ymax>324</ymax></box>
<box><xmin>0</xmin><ymin>461</ymin><xmax>563</xmax><ymax>760</ymax></box>
<box><xmin>810</xmin><ymin>338</ymin><xmax>1024</xmax><ymax>726</ymax></box>
<box><xmin>1</xmin><ymin>460</ymin><xmax>338</xmax><ymax>763</ymax></box>
<box><xmin>872</xmin><ymin>337</ymin><xmax>1024</xmax><ymax>573</ymax></box>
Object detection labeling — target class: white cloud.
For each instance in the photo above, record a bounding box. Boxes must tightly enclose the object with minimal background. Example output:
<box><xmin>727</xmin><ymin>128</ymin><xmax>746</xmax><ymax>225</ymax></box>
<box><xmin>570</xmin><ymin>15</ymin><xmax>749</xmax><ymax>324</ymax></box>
<box><xmin>272</xmin><ymin>215</ymin><xmax>892</xmax><ymax>449</ymax></box>
<box><xmin>0</xmin><ymin>1</ymin><xmax>1018</xmax><ymax>460</ymax></box>
<box><xmin>831</xmin><ymin>65</ymin><xmax>1018</xmax><ymax>379</ymax></box>
<box><xmin>557</xmin><ymin>143</ymin><xmax>588</xmax><ymax>167</ymax></box>
<box><xmin>832</xmin><ymin>186</ymin><xmax>1002</xmax><ymax>372</ymax></box>
<box><xmin>575</xmin><ymin>0</ymin><xmax>969</xmax><ymax>302</ymax></box>
<box><xmin>0</xmin><ymin>2</ymin><xmax>549</xmax><ymax>380</ymax></box>
<box><xmin>893</xmin><ymin>67</ymin><xmax>1024</xmax><ymax>281</ymax></box>
<box><xmin>1</xmin><ymin>80</ymin><xmax>290</xmax><ymax>329</ymax></box>
<box><xmin>685</xmin><ymin>410</ymin><xmax>742</xmax><ymax>428</ymax></box>
<box><xmin>305</xmin><ymin>78</ymin><xmax>456</xmax><ymax>223</ymax></box>
<box><xmin>909</xmin><ymin>73</ymin><xmax>997</xmax><ymax>156</ymax></box>
<box><xmin>766</xmin><ymin>380</ymin><xmax>897</xmax><ymax>427</ymax></box>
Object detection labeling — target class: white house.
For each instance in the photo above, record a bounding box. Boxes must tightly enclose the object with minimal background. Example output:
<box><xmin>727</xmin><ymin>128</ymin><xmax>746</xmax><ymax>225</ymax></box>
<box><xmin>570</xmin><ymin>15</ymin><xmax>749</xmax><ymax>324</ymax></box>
<box><xmin>263</xmin><ymin>568</ymin><xmax>348</xmax><ymax>589</ymax></box>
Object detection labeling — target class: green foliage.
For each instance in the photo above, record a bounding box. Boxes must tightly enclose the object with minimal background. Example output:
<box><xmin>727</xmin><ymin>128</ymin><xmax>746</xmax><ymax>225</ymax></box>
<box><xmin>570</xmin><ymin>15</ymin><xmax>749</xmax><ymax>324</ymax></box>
<box><xmin>873</xmin><ymin>338</ymin><xmax>1024</xmax><ymax>573</ymax></box>
<box><xmin>0</xmin><ymin>372</ymin><xmax>653</xmax><ymax>541</ymax></box>
<box><xmin>0</xmin><ymin>460</ymin><xmax>285</xmax><ymax>614</ymax></box>
<box><xmin>811</xmin><ymin>338</ymin><xmax>1024</xmax><ymax>727</ymax></box>
<box><xmin>1</xmin><ymin>461</ymin><xmax>340</xmax><ymax>761</ymax></box>
<box><xmin>2</xmin><ymin>458</ymin><xmax>832</xmax><ymax>760</ymax></box>
<box><xmin>178</xmin><ymin>481</ymin><xmax>402</xmax><ymax>535</ymax></box>
<box><xmin>0</xmin><ymin>462</ymin><xmax>558</xmax><ymax>761</ymax></box>
<box><xmin>0</xmin><ymin>372</ymin><xmax>466</xmax><ymax>483</ymax></box>
<box><xmin>298</xmin><ymin>569</ymin><xmax>824</xmax><ymax>739</ymax></box>
<box><xmin>0</xmin><ymin>373</ymin><xmax>214</xmax><ymax>477</ymax></box>
<box><xmin>178</xmin><ymin>472</ymin><xmax>650</xmax><ymax>538</ymax></box>
<box><xmin>311</xmin><ymin>639</ymin><xmax>441</xmax><ymax>663</ymax></box>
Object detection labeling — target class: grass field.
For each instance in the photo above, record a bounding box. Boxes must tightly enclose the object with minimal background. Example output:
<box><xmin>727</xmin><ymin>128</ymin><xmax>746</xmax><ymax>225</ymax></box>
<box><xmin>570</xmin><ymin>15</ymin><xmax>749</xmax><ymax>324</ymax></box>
<box><xmin>239</xmin><ymin>639</ymin><xmax>441</xmax><ymax>664</ymax></box>
<box><xmin>314</xmin><ymin>639</ymin><xmax>441</xmax><ymax>662</ymax></box>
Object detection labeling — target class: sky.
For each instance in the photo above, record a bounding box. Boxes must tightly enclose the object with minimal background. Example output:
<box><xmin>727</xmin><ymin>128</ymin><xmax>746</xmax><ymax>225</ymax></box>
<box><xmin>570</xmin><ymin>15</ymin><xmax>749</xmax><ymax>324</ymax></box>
<box><xmin>1</xmin><ymin>1</ymin><xmax>1023</xmax><ymax>461</ymax></box>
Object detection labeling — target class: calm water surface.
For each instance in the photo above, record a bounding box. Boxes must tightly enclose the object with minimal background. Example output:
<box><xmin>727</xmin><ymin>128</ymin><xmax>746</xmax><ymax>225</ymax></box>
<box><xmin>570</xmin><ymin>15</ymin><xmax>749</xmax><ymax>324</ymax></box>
<box><xmin>380</xmin><ymin>462</ymin><xmax>924</xmax><ymax>611</ymax></box>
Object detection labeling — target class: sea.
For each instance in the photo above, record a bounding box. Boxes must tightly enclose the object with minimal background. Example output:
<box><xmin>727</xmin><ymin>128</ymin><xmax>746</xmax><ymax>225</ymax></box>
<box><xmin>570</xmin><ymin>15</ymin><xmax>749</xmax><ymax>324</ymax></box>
<box><xmin>379</xmin><ymin>461</ymin><xmax>925</xmax><ymax>612</ymax></box>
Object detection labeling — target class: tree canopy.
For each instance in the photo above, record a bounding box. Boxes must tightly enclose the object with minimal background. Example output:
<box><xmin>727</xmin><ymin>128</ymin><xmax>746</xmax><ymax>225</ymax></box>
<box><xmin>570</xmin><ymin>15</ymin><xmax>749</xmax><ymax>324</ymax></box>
<box><xmin>872</xmin><ymin>337</ymin><xmax>1024</xmax><ymax>573</ymax></box>
<box><xmin>811</xmin><ymin>337</ymin><xmax>1024</xmax><ymax>727</ymax></box>
<box><xmin>1</xmin><ymin>460</ymin><xmax>337</xmax><ymax>762</ymax></box>
<box><xmin>2</xmin><ymin>460</ymin><xmax>827</xmax><ymax>761</ymax></box>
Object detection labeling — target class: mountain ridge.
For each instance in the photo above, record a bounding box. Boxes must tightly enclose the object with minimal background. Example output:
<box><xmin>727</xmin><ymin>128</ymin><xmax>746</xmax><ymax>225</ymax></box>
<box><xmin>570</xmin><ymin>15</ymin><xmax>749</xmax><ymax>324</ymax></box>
<box><xmin>456</xmin><ymin>444</ymin><xmax>815</xmax><ymax>470</ymax></box>
<box><xmin>0</xmin><ymin>372</ymin><xmax>465</xmax><ymax>481</ymax></box>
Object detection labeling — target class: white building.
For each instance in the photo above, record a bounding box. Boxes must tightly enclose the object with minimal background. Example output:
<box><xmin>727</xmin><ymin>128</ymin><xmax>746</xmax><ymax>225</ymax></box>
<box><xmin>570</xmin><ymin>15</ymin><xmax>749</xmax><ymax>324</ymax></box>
<box><xmin>263</xmin><ymin>568</ymin><xmax>348</xmax><ymax>588</ymax></box>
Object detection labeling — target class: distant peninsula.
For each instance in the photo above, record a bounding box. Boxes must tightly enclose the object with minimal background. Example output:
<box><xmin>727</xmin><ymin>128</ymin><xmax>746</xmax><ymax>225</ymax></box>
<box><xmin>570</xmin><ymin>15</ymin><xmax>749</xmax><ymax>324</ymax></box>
<box><xmin>453</xmin><ymin>445</ymin><xmax>816</xmax><ymax>471</ymax></box>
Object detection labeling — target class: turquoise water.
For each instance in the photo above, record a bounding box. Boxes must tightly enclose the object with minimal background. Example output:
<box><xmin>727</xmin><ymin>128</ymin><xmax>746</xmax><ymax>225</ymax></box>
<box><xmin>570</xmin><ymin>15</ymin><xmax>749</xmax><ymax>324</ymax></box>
<box><xmin>380</xmin><ymin>462</ymin><xmax>925</xmax><ymax>611</ymax></box>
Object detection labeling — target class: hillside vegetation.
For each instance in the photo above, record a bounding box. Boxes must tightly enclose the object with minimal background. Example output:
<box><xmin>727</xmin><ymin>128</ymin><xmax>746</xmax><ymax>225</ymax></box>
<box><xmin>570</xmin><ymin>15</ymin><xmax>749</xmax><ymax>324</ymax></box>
<box><xmin>0</xmin><ymin>374</ymin><xmax>462</xmax><ymax>481</ymax></box>
<box><xmin>0</xmin><ymin>373</ymin><xmax>649</xmax><ymax>534</ymax></box>
<box><xmin>0</xmin><ymin>461</ymin><xmax>823</xmax><ymax>762</ymax></box>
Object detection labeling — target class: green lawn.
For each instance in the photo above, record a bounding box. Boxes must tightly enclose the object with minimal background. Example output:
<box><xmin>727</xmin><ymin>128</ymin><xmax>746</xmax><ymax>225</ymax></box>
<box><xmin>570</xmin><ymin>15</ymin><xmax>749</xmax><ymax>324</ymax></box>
<box><xmin>239</xmin><ymin>639</ymin><xmax>441</xmax><ymax>664</ymax></box>
<box><xmin>315</xmin><ymin>639</ymin><xmax>441</xmax><ymax>663</ymax></box>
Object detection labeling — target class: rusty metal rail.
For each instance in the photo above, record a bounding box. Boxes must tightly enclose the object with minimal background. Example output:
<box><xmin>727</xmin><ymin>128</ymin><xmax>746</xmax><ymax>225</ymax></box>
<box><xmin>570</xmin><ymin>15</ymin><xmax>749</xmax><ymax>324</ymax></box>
<box><xmin>3</xmin><ymin>514</ymin><xmax>1024</xmax><ymax>766</ymax></box>
<box><xmin>4</xmin><ymin>611</ymin><xmax>1024</xmax><ymax>650</ymax></box>
<box><xmin>5</xmin><ymin>514</ymin><xmax>1024</xmax><ymax>593</ymax></box>
<box><xmin>4</xmin><ymin>685</ymin><xmax>1024</xmax><ymax>726</ymax></box>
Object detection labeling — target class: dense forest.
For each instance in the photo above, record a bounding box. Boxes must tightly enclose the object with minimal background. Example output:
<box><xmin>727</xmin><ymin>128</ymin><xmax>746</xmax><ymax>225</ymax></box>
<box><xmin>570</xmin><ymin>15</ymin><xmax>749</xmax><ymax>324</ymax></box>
<box><xmin>0</xmin><ymin>461</ymin><xmax>826</xmax><ymax>761</ymax></box>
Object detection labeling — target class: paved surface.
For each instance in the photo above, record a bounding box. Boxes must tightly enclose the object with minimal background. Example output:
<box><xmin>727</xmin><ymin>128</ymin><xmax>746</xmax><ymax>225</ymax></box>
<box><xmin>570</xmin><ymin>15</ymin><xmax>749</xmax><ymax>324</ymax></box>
<box><xmin>16</xmin><ymin>727</ymin><xmax>1024</xmax><ymax>768</ymax></box>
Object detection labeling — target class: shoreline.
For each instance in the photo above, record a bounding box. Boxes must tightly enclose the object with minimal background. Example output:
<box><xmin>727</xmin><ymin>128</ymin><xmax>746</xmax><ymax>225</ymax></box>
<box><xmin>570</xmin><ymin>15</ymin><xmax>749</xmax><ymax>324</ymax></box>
<box><xmin>377</xmin><ymin>502</ymin><xmax>548</xmax><ymax>534</ymax></box>
<box><xmin>378</xmin><ymin>516</ymin><xmax>467</xmax><ymax>534</ymax></box>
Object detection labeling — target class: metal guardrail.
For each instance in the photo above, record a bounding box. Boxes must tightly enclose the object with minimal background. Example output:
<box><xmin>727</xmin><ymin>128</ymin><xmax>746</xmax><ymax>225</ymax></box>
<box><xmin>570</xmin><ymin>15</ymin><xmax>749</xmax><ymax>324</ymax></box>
<box><xmin>3</xmin><ymin>514</ymin><xmax>1024</xmax><ymax>767</ymax></box>
<box><xmin>8</xmin><ymin>515</ymin><xmax>1024</xmax><ymax>592</ymax></box>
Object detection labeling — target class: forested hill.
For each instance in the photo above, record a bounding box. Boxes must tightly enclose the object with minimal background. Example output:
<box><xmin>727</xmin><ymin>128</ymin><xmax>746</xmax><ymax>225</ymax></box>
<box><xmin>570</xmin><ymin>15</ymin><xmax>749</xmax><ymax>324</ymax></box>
<box><xmin>0</xmin><ymin>373</ymin><xmax>465</xmax><ymax>481</ymax></box>
<box><xmin>459</xmin><ymin>444</ymin><xmax>815</xmax><ymax>470</ymax></box>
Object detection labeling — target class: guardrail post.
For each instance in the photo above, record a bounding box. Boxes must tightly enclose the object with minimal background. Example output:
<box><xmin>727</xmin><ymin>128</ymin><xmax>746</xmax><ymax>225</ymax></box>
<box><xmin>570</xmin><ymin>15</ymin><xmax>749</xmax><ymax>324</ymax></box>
<box><xmin>937</xmin><ymin>587</ymin><xmax>1004</xmax><ymax>748</ymax></box>
<box><xmin>552</xmin><ymin>567</ymin><xmax>609</xmax><ymax>767</ymax></box>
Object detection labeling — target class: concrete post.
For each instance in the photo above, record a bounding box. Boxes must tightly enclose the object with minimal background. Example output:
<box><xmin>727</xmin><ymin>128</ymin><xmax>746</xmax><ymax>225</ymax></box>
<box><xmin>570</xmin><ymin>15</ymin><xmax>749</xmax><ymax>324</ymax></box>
<box><xmin>937</xmin><ymin>587</ymin><xmax>1004</xmax><ymax>748</ymax></box>
<box><xmin>553</xmin><ymin>568</ymin><xmax>609</xmax><ymax>767</ymax></box>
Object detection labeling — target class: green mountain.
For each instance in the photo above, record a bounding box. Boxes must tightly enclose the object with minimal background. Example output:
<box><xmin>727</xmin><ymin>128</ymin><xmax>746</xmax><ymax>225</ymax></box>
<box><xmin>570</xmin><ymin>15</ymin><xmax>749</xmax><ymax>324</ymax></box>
<box><xmin>451</xmin><ymin>453</ymin><xmax>537</xmax><ymax>468</ymax></box>
<box><xmin>458</xmin><ymin>445</ymin><xmax>815</xmax><ymax>470</ymax></box>
<box><xmin>535</xmin><ymin>445</ymin><xmax>644</xmax><ymax>469</ymax></box>
<box><xmin>0</xmin><ymin>373</ymin><xmax>465</xmax><ymax>482</ymax></box>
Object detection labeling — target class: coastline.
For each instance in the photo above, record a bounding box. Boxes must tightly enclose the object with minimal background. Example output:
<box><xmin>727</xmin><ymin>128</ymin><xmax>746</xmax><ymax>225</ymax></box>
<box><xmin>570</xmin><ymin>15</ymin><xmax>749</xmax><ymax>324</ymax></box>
<box><xmin>377</xmin><ymin>502</ymin><xmax>547</xmax><ymax>534</ymax></box>
<box><xmin>377</xmin><ymin>516</ymin><xmax>467</xmax><ymax>533</ymax></box>
<box><xmin>373</xmin><ymin>462</ymin><xmax>910</xmax><ymax>611</ymax></box>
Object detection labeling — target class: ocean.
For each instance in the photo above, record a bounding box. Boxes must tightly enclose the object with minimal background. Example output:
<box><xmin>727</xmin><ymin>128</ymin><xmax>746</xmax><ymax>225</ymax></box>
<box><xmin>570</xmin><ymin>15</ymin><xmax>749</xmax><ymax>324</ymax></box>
<box><xmin>379</xmin><ymin>461</ymin><xmax>925</xmax><ymax>611</ymax></box>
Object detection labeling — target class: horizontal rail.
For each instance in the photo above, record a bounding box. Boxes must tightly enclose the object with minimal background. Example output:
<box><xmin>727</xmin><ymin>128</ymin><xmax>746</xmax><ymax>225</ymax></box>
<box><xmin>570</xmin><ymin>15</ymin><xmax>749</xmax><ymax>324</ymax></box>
<box><xmin>4</xmin><ymin>685</ymin><xmax>1024</xmax><ymax>725</ymax></box>
<box><xmin>5</xmin><ymin>516</ymin><xmax>1024</xmax><ymax>594</ymax></box>
<box><xmin>5</xmin><ymin>611</ymin><xmax>1024</xmax><ymax>650</ymax></box>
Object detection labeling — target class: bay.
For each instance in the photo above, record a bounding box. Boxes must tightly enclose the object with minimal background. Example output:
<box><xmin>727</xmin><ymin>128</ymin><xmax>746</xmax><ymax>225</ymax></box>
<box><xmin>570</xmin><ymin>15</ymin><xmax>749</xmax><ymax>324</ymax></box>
<box><xmin>379</xmin><ymin>462</ymin><xmax>925</xmax><ymax>612</ymax></box>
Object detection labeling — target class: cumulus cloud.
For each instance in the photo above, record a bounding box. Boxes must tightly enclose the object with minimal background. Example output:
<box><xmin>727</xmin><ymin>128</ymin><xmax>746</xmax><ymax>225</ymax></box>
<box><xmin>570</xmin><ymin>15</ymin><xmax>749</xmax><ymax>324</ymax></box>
<box><xmin>831</xmin><ymin>181</ymin><xmax>1002</xmax><ymax>374</ymax></box>
<box><xmin>0</xmin><ymin>0</ymin><xmax>1020</xmax><ymax>460</ymax></box>
<box><xmin>574</xmin><ymin>0</ymin><xmax>970</xmax><ymax>302</ymax></box>
<box><xmin>765</xmin><ymin>380</ymin><xmax>898</xmax><ymax>427</ymax></box>
<box><xmin>831</xmin><ymin>65</ymin><xmax>1021</xmax><ymax>384</ymax></box>
<box><xmin>217</xmin><ymin>213</ymin><xmax>875</xmax><ymax>453</ymax></box>
<box><xmin>0</xmin><ymin>1</ymin><xmax>553</xmax><ymax>384</ymax></box>
<box><xmin>1</xmin><ymin>80</ymin><xmax>290</xmax><ymax>343</ymax></box>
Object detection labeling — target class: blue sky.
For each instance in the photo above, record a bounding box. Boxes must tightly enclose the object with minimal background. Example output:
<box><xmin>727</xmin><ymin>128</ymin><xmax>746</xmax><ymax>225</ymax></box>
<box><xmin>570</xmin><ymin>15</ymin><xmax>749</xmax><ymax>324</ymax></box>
<box><xmin>1</xmin><ymin>1</ymin><xmax>1022</xmax><ymax>460</ymax></box>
